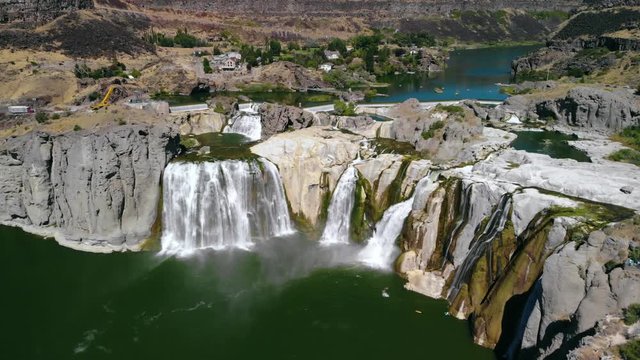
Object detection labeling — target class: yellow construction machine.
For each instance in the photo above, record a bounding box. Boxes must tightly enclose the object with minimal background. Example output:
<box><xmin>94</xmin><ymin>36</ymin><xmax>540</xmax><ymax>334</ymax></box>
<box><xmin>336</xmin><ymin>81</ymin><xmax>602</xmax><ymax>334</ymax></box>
<box><xmin>91</xmin><ymin>85</ymin><xmax>115</xmax><ymax>110</ymax></box>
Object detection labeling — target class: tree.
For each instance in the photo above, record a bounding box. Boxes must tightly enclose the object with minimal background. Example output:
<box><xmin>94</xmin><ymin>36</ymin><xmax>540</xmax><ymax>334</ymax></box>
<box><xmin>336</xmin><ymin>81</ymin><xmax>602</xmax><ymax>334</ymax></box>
<box><xmin>202</xmin><ymin>58</ymin><xmax>212</xmax><ymax>74</ymax></box>
<box><xmin>328</xmin><ymin>38</ymin><xmax>347</xmax><ymax>56</ymax></box>
<box><xmin>213</xmin><ymin>46</ymin><xmax>222</xmax><ymax>55</ymax></box>
<box><xmin>333</xmin><ymin>100</ymin><xmax>357</xmax><ymax>116</ymax></box>
<box><xmin>35</xmin><ymin>112</ymin><xmax>48</xmax><ymax>123</ymax></box>
<box><xmin>269</xmin><ymin>40</ymin><xmax>282</xmax><ymax>57</ymax></box>
<box><xmin>287</xmin><ymin>42</ymin><xmax>300</xmax><ymax>51</ymax></box>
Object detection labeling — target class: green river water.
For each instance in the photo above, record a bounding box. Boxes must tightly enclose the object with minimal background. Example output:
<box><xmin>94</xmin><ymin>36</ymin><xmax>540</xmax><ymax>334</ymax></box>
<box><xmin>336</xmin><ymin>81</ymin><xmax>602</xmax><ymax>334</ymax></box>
<box><xmin>0</xmin><ymin>226</ymin><xmax>494</xmax><ymax>360</ymax></box>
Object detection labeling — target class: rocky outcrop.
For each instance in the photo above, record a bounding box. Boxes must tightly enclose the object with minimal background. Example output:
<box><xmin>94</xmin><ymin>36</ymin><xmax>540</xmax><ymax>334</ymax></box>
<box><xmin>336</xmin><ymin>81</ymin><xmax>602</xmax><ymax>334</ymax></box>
<box><xmin>495</xmin><ymin>86</ymin><xmax>640</xmax><ymax>133</ymax></box>
<box><xmin>0</xmin><ymin>0</ymin><xmax>93</xmax><ymax>23</ymax></box>
<box><xmin>251</xmin><ymin>127</ymin><xmax>362</xmax><ymax>228</ymax></box>
<box><xmin>0</xmin><ymin>125</ymin><xmax>180</xmax><ymax>251</ymax></box>
<box><xmin>521</xmin><ymin>220</ymin><xmax>640</xmax><ymax>359</ymax></box>
<box><xmin>258</xmin><ymin>103</ymin><xmax>315</xmax><ymax>138</ymax></box>
<box><xmin>169</xmin><ymin>110</ymin><xmax>226</xmax><ymax>135</ymax></box>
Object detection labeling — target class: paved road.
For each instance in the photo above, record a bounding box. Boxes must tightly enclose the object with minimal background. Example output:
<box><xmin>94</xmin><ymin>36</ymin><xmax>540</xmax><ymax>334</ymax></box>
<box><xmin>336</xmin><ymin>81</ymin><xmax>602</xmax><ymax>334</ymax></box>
<box><xmin>305</xmin><ymin>100</ymin><xmax>502</xmax><ymax>114</ymax></box>
<box><xmin>169</xmin><ymin>104</ymin><xmax>209</xmax><ymax>113</ymax></box>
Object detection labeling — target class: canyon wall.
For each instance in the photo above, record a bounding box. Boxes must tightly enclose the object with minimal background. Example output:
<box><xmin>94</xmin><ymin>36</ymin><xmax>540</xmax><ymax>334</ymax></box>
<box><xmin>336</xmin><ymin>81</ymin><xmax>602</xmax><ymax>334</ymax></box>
<box><xmin>0</xmin><ymin>125</ymin><xmax>179</xmax><ymax>251</ymax></box>
<box><xmin>128</xmin><ymin>0</ymin><xmax>584</xmax><ymax>16</ymax></box>
<box><xmin>0</xmin><ymin>0</ymin><xmax>93</xmax><ymax>22</ymax></box>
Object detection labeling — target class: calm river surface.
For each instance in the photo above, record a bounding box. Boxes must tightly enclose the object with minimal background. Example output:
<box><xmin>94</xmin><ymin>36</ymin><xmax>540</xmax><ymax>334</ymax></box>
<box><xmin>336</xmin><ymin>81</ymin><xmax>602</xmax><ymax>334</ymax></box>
<box><xmin>0</xmin><ymin>227</ymin><xmax>494</xmax><ymax>359</ymax></box>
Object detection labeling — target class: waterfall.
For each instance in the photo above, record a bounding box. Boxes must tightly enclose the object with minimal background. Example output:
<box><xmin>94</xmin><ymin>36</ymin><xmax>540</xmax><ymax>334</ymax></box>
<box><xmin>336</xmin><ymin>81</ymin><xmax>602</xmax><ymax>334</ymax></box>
<box><xmin>358</xmin><ymin>177</ymin><xmax>431</xmax><ymax>270</ymax></box>
<box><xmin>442</xmin><ymin>182</ymin><xmax>473</xmax><ymax>267</ymax></box>
<box><xmin>223</xmin><ymin>105</ymin><xmax>262</xmax><ymax>141</ymax></box>
<box><xmin>447</xmin><ymin>193</ymin><xmax>512</xmax><ymax>301</ymax></box>
<box><xmin>160</xmin><ymin>158</ymin><xmax>293</xmax><ymax>254</ymax></box>
<box><xmin>319</xmin><ymin>166</ymin><xmax>359</xmax><ymax>246</ymax></box>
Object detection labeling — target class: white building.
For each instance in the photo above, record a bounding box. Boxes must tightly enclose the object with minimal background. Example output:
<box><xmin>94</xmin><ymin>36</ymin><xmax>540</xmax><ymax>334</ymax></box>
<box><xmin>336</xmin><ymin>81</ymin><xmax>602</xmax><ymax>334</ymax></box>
<box><xmin>319</xmin><ymin>63</ymin><xmax>333</xmax><ymax>72</ymax></box>
<box><xmin>324</xmin><ymin>50</ymin><xmax>340</xmax><ymax>61</ymax></box>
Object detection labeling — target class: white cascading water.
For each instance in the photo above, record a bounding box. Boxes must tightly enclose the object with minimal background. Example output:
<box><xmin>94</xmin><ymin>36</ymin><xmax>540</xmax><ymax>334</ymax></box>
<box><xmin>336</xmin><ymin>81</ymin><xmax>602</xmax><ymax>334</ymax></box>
<box><xmin>160</xmin><ymin>158</ymin><xmax>293</xmax><ymax>254</ymax></box>
<box><xmin>223</xmin><ymin>104</ymin><xmax>262</xmax><ymax>141</ymax></box>
<box><xmin>319</xmin><ymin>166</ymin><xmax>359</xmax><ymax>246</ymax></box>
<box><xmin>358</xmin><ymin>177</ymin><xmax>431</xmax><ymax>270</ymax></box>
<box><xmin>223</xmin><ymin>113</ymin><xmax>262</xmax><ymax>141</ymax></box>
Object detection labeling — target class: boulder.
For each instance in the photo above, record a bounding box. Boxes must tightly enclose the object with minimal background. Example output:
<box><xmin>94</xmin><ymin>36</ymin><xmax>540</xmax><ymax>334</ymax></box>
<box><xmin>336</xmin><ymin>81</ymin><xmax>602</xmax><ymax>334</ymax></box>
<box><xmin>258</xmin><ymin>103</ymin><xmax>316</xmax><ymax>138</ymax></box>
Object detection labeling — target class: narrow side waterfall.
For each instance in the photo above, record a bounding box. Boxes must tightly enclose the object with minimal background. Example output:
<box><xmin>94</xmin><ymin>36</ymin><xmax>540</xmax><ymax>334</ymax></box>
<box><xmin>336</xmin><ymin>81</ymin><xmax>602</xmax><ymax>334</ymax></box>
<box><xmin>223</xmin><ymin>106</ymin><xmax>262</xmax><ymax>141</ymax></box>
<box><xmin>319</xmin><ymin>166</ymin><xmax>358</xmax><ymax>246</ymax></box>
<box><xmin>358</xmin><ymin>177</ymin><xmax>431</xmax><ymax>270</ymax></box>
<box><xmin>160</xmin><ymin>158</ymin><xmax>293</xmax><ymax>254</ymax></box>
<box><xmin>447</xmin><ymin>193</ymin><xmax>512</xmax><ymax>300</ymax></box>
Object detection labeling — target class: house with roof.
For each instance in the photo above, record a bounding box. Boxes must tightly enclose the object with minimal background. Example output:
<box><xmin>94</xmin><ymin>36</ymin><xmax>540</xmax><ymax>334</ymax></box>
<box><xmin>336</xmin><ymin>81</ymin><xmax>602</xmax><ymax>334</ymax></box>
<box><xmin>212</xmin><ymin>52</ymin><xmax>243</xmax><ymax>71</ymax></box>
<box><xmin>324</xmin><ymin>50</ymin><xmax>341</xmax><ymax>61</ymax></box>
<box><xmin>319</xmin><ymin>63</ymin><xmax>333</xmax><ymax>72</ymax></box>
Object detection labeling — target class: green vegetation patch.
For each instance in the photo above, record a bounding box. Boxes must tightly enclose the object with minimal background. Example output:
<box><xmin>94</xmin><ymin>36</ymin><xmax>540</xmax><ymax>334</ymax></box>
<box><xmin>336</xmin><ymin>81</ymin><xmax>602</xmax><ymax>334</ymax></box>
<box><xmin>74</xmin><ymin>61</ymin><xmax>127</xmax><ymax>79</ymax></box>
<box><xmin>421</xmin><ymin>120</ymin><xmax>445</xmax><ymax>140</ymax></box>
<box><xmin>555</xmin><ymin>9</ymin><xmax>640</xmax><ymax>39</ymax></box>
<box><xmin>500</xmin><ymin>86</ymin><xmax>532</xmax><ymax>95</ymax></box>
<box><xmin>145</xmin><ymin>28</ymin><xmax>208</xmax><ymax>48</ymax></box>
<box><xmin>619</xmin><ymin>338</ymin><xmax>640</xmax><ymax>360</ymax></box>
<box><xmin>609</xmin><ymin>126</ymin><xmax>640</xmax><ymax>166</ymax></box>
<box><xmin>624</xmin><ymin>304</ymin><xmax>640</xmax><ymax>325</ymax></box>
<box><xmin>333</xmin><ymin>100</ymin><xmax>357</xmax><ymax>116</ymax></box>
<box><xmin>370</xmin><ymin>138</ymin><xmax>421</xmax><ymax>157</ymax></box>
<box><xmin>177</xmin><ymin>133</ymin><xmax>258</xmax><ymax>162</ymax></box>
<box><xmin>608</xmin><ymin>149</ymin><xmax>640</xmax><ymax>167</ymax></box>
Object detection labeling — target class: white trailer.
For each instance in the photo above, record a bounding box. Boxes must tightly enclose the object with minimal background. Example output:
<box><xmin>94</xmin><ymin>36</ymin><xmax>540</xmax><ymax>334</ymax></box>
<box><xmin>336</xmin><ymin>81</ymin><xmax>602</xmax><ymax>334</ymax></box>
<box><xmin>8</xmin><ymin>106</ymin><xmax>33</xmax><ymax>114</ymax></box>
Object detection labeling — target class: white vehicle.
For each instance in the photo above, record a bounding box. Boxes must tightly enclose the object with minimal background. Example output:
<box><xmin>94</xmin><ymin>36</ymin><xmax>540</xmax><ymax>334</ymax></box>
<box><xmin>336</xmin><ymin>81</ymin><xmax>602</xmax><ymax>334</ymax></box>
<box><xmin>8</xmin><ymin>106</ymin><xmax>33</xmax><ymax>114</ymax></box>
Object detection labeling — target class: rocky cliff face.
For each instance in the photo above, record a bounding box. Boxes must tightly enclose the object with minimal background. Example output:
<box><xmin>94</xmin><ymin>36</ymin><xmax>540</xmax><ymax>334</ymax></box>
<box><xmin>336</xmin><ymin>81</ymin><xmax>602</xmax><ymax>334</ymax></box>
<box><xmin>127</xmin><ymin>0</ymin><xmax>584</xmax><ymax>16</ymax></box>
<box><xmin>397</xmin><ymin>164</ymin><xmax>639</xmax><ymax>357</ymax></box>
<box><xmin>0</xmin><ymin>0</ymin><xmax>93</xmax><ymax>23</ymax></box>
<box><xmin>488</xmin><ymin>86</ymin><xmax>640</xmax><ymax>133</ymax></box>
<box><xmin>0</xmin><ymin>125</ymin><xmax>180</xmax><ymax>251</ymax></box>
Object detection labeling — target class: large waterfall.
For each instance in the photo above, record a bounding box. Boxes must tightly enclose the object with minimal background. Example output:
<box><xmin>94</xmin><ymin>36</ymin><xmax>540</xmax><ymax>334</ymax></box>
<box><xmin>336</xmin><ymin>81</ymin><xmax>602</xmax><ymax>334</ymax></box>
<box><xmin>358</xmin><ymin>177</ymin><xmax>431</xmax><ymax>270</ymax></box>
<box><xmin>319</xmin><ymin>166</ymin><xmax>358</xmax><ymax>246</ymax></box>
<box><xmin>160</xmin><ymin>158</ymin><xmax>293</xmax><ymax>254</ymax></box>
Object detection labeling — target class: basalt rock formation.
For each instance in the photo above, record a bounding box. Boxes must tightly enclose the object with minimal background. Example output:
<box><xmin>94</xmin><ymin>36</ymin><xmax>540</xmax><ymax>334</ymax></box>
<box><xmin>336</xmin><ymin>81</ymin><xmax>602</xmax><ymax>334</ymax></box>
<box><xmin>489</xmin><ymin>86</ymin><xmax>640</xmax><ymax>133</ymax></box>
<box><xmin>0</xmin><ymin>0</ymin><xmax>93</xmax><ymax>23</ymax></box>
<box><xmin>0</xmin><ymin>125</ymin><xmax>180</xmax><ymax>250</ymax></box>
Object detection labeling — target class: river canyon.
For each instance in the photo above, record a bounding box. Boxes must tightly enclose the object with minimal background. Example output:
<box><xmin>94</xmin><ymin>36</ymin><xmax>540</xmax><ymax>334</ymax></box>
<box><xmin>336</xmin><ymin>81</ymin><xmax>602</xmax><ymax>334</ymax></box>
<box><xmin>1</xmin><ymin>40</ymin><xmax>639</xmax><ymax>360</ymax></box>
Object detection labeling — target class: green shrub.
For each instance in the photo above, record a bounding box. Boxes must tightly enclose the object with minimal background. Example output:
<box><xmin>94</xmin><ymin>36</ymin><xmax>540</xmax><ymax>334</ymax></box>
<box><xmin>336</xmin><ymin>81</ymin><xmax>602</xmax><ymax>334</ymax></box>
<box><xmin>624</xmin><ymin>304</ymin><xmax>640</xmax><ymax>325</ymax></box>
<box><xmin>130</xmin><ymin>69</ymin><xmax>141</xmax><ymax>78</ymax></box>
<box><xmin>73</xmin><ymin>124</ymin><xmax>82</xmax><ymax>131</ymax></box>
<box><xmin>214</xmin><ymin>103</ymin><xmax>225</xmax><ymax>114</ymax></box>
<box><xmin>421</xmin><ymin>120</ymin><xmax>445</xmax><ymax>140</ymax></box>
<box><xmin>50</xmin><ymin>113</ymin><xmax>60</xmax><ymax>120</ymax></box>
<box><xmin>333</xmin><ymin>100</ymin><xmax>357</xmax><ymax>116</ymax></box>
<box><xmin>630</xmin><ymin>246</ymin><xmax>640</xmax><ymax>262</ymax></box>
<box><xmin>619</xmin><ymin>339</ymin><xmax>640</xmax><ymax>360</ymax></box>
<box><xmin>202</xmin><ymin>58</ymin><xmax>212</xmax><ymax>74</ymax></box>
<box><xmin>608</xmin><ymin>149</ymin><xmax>640</xmax><ymax>166</ymax></box>
<box><xmin>117</xmin><ymin>118</ymin><xmax>127</xmax><ymax>125</ymax></box>
<box><xmin>88</xmin><ymin>91</ymin><xmax>100</xmax><ymax>101</ymax></box>
<box><xmin>436</xmin><ymin>105</ymin><xmax>464</xmax><ymax>114</ymax></box>
<box><xmin>35</xmin><ymin>112</ymin><xmax>48</xmax><ymax>123</ymax></box>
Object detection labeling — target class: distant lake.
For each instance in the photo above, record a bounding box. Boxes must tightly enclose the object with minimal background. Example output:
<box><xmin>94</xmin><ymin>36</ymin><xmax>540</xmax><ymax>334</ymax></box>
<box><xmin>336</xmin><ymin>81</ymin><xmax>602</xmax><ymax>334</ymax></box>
<box><xmin>372</xmin><ymin>45</ymin><xmax>541</xmax><ymax>103</ymax></box>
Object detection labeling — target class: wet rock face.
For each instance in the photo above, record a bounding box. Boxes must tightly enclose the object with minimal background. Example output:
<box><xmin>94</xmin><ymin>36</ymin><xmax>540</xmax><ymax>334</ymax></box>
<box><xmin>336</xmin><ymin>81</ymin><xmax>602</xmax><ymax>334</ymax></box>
<box><xmin>0</xmin><ymin>0</ymin><xmax>93</xmax><ymax>23</ymax></box>
<box><xmin>0</xmin><ymin>125</ymin><xmax>180</xmax><ymax>248</ymax></box>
